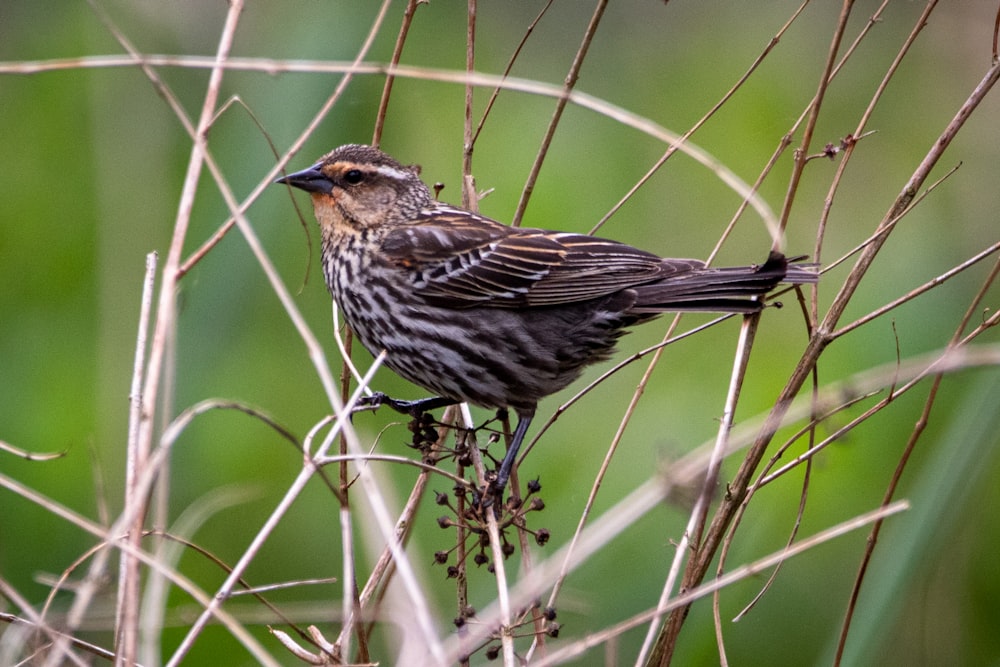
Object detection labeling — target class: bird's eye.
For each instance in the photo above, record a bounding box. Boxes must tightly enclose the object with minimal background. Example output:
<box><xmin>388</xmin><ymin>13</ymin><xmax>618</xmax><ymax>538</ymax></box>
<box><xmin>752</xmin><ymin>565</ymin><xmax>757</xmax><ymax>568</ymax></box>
<box><xmin>343</xmin><ymin>169</ymin><xmax>364</xmax><ymax>185</ymax></box>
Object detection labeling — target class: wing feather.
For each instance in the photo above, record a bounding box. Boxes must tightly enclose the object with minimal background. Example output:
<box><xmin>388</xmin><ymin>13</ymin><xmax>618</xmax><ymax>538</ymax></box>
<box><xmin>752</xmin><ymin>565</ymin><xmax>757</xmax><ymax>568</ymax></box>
<box><xmin>378</xmin><ymin>206</ymin><xmax>696</xmax><ymax>308</ymax></box>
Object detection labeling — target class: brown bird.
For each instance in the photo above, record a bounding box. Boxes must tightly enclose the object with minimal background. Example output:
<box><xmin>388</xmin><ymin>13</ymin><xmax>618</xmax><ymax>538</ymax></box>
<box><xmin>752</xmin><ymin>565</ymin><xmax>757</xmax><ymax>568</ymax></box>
<box><xmin>276</xmin><ymin>144</ymin><xmax>816</xmax><ymax>497</ymax></box>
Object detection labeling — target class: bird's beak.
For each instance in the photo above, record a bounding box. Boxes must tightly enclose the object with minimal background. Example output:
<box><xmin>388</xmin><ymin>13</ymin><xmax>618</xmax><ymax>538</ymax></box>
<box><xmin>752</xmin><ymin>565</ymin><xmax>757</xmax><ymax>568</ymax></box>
<box><xmin>275</xmin><ymin>164</ymin><xmax>334</xmax><ymax>194</ymax></box>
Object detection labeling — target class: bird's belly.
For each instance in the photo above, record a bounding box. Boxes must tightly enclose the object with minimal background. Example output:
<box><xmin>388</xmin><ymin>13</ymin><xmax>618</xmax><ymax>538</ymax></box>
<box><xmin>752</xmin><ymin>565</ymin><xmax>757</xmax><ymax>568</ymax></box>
<box><xmin>335</xmin><ymin>289</ymin><xmax>620</xmax><ymax>410</ymax></box>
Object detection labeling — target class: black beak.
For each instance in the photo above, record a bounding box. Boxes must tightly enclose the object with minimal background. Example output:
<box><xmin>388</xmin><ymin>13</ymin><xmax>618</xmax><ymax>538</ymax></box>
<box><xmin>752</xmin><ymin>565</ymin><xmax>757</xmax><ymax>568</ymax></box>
<box><xmin>275</xmin><ymin>164</ymin><xmax>333</xmax><ymax>194</ymax></box>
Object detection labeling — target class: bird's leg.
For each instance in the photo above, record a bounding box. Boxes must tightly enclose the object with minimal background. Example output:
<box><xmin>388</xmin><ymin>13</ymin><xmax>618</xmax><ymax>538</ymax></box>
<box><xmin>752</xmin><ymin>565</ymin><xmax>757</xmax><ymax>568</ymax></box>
<box><xmin>491</xmin><ymin>407</ymin><xmax>535</xmax><ymax>496</ymax></box>
<box><xmin>355</xmin><ymin>392</ymin><xmax>458</xmax><ymax>418</ymax></box>
<box><xmin>356</xmin><ymin>394</ymin><xmax>461</xmax><ymax>462</ymax></box>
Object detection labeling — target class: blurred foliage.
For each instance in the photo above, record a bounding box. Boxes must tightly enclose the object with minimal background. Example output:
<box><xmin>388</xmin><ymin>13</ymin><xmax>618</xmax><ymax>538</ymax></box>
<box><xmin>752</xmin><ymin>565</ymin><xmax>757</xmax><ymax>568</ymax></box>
<box><xmin>1</xmin><ymin>1</ymin><xmax>998</xmax><ymax>665</ymax></box>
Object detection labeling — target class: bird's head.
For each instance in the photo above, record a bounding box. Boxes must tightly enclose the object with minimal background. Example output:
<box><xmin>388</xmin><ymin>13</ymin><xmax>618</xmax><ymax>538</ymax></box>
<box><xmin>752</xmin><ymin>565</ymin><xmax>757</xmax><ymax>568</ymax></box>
<box><xmin>276</xmin><ymin>144</ymin><xmax>430</xmax><ymax>232</ymax></box>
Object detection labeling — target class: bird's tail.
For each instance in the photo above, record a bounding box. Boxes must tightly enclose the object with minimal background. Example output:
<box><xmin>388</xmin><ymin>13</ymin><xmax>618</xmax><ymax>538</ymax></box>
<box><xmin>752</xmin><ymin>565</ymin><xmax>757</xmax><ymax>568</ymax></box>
<box><xmin>630</xmin><ymin>251</ymin><xmax>818</xmax><ymax>314</ymax></box>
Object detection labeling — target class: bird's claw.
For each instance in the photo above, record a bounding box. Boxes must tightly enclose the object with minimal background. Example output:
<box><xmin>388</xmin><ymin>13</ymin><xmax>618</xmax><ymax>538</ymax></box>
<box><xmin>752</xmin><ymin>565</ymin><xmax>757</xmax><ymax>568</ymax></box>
<box><xmin>353</xmin><ymin>392</ymin><xmax>457</xmax><ymax>419</ymax></box>
<box><xmin>469</xmin><ymin>479</ymin><xmax>507</xmax><ymax>517</ymax></box>
<box><xmin>353</xmin><ymin>391</ymin><xmax>390</xmax><ymax>413</ymax></box>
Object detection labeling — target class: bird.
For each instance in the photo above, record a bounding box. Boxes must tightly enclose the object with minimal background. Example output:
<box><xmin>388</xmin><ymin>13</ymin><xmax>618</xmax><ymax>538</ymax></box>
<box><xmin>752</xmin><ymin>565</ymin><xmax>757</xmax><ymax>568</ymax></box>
<box><xmin>276</xmin><ymin>144</ymin><xmax>816</xmax><ymax>499</ymax></box>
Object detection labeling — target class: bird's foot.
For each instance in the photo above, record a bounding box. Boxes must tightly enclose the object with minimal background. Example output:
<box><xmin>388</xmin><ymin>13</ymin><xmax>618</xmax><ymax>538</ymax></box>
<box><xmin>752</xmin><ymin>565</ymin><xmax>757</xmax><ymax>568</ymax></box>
<box><xmin>353</xmin><ymin>392</ymin><xmax>456</xmax><ymax>418</ymax></box>
<box><xmin>472</xmin><ymin>478</ymin><xmax>505</xmax><ymax>514</ymax></box>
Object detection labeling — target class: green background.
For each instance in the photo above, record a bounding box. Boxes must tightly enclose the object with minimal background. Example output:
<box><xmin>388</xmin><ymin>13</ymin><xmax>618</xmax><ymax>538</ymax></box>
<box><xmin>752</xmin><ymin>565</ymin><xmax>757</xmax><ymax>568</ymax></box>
<box><xmin>2</xmin><ymin>2</ymin><xmax>998</xmax><ymax>664</ymax></box>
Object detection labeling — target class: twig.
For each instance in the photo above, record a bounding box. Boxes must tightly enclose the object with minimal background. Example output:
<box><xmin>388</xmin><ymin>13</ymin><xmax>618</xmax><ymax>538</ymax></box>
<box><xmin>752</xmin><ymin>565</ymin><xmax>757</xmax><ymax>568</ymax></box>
<box><xmin>638</xmin><ymin>314</ymin><xmax>760</xmax><ymax>663</ymax></box>
<box><xmin>832</xmin><ymin>240</ymin><xmax>1000</xmax><ymax>338</ymax></box>
<box><xmin>372</xmin><ymin>0</ymin><xmax>423</xmax><ymax>147</ymax></box>
<box><xmin>651</xmin><ymin>5</ymin><xmax>1000</xmax><ymax>662</ymax></box>
<box><xmin>511</xmin><ymin>0</ymin><xmax>609</xmax><ymax>227</ymax></box>
<box><xmin>813</xmin><ymin>0</ymin><xmax>930</xmax><ymax>269</ymax></box>
<box><xmin>0</xmin><ymin>441</ymin><xmax>65</xmax><ymax>460</ymax></box>
<box><xmin>0</xmin><ymin>53</ymin><xmax>794</xmax><ymax>227</ymax></box>
<box><xmin>0</xmin><ymin>464</ymin><xmax>278</xmax><ymax>665</ymax></box>
<box><xmin>833</xmin><ymin>253</ymin><xmax>1000</xmax><ymax>664</ymax></box>
<box><xmin>531</xmin><ymin>502</ymin><xmax>911</xmax><ymax>667</ymax></box>
<box><xmin>461</xmin><ymin>404</ymin><xmax>517</xmax><ymax>666</ymax></box>
<box><xmin>470</xmin><ymin>0</ymin><xmax>556</xmax><ymax>147</ymax></box>
<box><xmin>116</xmin><ymin>251</ymin><xmax>158</xmax><ymax>666</ymax></box>
<box><xmin>165</xmin><ymin>356</ymin><xmax>388</xmax><ymax>667</ymax></box>
<box><xmin>461</xmin><ymin>0</ymin><xmax>477</xmax><ymax>209</ymax></box>
<box><xmin>527</xmin><ymin>313</ymin><xmax>738</xmax><ymax>460</ymax></box>
<box><xmin>591</xmin><ymin>0</ymin><xmax>810</xmax><ymax>241</ymax></box>
<box><xmin>1</xmin><ymin>612</ymin><xmax>119</xmax><ymax>665</ymax></box>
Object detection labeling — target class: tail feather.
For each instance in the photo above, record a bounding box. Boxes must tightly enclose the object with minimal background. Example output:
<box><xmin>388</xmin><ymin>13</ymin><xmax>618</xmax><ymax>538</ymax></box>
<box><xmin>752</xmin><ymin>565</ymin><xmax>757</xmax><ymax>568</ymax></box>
<box><xmin>629</xmin><ymin>252</ymin><xmax>817</xmax><ymax>314</ymax></box>
<box><xmin>783</xmin><ymin>254</ymin><xmax>821</xmax><ymax>286</ymax></box>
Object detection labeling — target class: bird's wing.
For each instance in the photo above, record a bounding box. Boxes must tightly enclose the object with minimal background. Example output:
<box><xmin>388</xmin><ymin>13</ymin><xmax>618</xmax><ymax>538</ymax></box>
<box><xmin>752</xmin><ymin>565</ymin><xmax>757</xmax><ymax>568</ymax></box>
<box><xmin>378</xmin><ymin>205</ymin><xmax>701</xmax><ymax>308</ymax></box>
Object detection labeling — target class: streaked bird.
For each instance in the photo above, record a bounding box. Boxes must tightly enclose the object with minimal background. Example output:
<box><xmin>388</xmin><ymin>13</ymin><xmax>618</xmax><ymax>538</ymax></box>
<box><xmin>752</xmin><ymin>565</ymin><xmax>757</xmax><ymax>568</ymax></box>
<box><xmin>276</xmin><ymin>144</ymin><xmax>816</xmax><ymax>497</ymax></box>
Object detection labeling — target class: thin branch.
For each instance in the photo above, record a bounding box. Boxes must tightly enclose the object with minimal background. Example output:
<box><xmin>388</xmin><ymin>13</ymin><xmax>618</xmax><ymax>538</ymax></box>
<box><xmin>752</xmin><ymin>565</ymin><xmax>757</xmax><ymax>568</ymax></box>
<box><xmin>1</xmin><ymin>612</ymin><xmax>118</xmax><ymax>665</ymax></box>
<box><xmin>834</xmin><ymin>253</ymin><xmax>1000</xmax><ymax>664</ymax></box>
<box><xmin>0</xmin><ymin>467</ymin><xmax>279</xmax><ymax>666</ymax></box>
<box><xmin>0</xmin><ymin>441</ymin><xmax>66</xmax><ymax>461</ymax></box>
<box><xmin>638</xmin><ymin>314</ymin><xmax>761</xmax><ymax>664</ymax></box>
<box><xmin>164</xmin><ymin>356</ymin><xmax>390</xmax><ymax>667</ymax></box>
<box><xmin>775</xmin><ymin>0</ymin><xmax>855</xmax><ymax>239</ymax></box>
<box><xmin>531</xmin><ymin>502</ymin><xmax>910</xmax><ymax>667</ymax></box>
<box><xmin>116</xmin><ymin>251</ymin><xmax>158</xmax><ymax>667</ymax></box>
<box><xmin>372</xmin><ymin>0</ymin><xmax>422</xmax><ymax>147</ymax></box>
<box><xmin>1</xmin><ymin>53</ymin><xmax>791</xmax><ymax>227</ymax></box>
<box><xmin>833</xmin><ymin>241</ymin><xmax>1000</xmax><ymax>338</ymax></box>
<box><xmin>511</xmin><ymin>0</ymin><xmax>608</xmax><ymax>227</ymax></box>
<box><xmin>592</xmin><ymin>0</ymin><xmax>810</xmax><ymax>241</ymax></box>
<box><xmin>652</xmin><ymin>11</ymin><xmax>999</xmax><ymax>663</ymax></box>
<box><xmin>813</xmin><ymin>0</ymin><xmax>932</xmax><ymax>271</ymax></box>
<box><xmin>470</xmin><ymin>0</ymin><xmax>556</xmax><ymax>147</ymax></box>
<box><xmin>462</xmin><ymin>0</ymin><xmax>478</xmax><ymax>209</ymax></box>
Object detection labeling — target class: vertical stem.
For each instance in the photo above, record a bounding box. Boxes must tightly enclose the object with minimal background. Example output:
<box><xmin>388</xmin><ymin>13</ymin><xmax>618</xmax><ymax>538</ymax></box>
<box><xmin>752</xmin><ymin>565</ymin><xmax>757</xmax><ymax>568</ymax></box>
<box><xmin>372</xmin><ymin>0</ymin><xmax>422</xmax><ymax>147</ymax></box>
<box><xmin>637</xmin><ymin>315</ymin><xmax>759</xmax><ymax>664</ymax></box>
<box><xmin>462</xmin><ymin>0</ymin><xmax>477</xmax><ymax>209</ymax></box>
<box><xmin>511</xmin><ymin>0</ymin><xmax>608</xmax><ymax>227</ymax></box>
<box><xmin>116</xmin><ymin>252</ymin><xmax>157</xmax><ymax>666</ymax></box>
